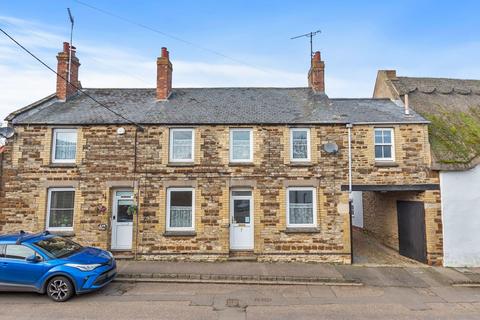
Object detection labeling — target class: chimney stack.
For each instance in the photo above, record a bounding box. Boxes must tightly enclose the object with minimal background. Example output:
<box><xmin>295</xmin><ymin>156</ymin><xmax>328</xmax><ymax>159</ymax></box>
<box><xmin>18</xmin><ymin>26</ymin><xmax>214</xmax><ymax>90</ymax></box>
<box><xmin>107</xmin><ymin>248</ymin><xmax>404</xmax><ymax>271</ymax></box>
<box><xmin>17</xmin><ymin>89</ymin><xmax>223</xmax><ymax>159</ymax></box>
<box><xmin>56</xmin><ymin>42</ymin><xmax>80</xmax><ymax>101</ymax></box>
<box><xmin>308</xmin><ymin>51</ymin><xmax>325</xmax><ymax>93</ymax></box>
<box><xmin>157</xmin><ymin>47</ymin><xmax>173</xmax><ymax>100</ymax></box>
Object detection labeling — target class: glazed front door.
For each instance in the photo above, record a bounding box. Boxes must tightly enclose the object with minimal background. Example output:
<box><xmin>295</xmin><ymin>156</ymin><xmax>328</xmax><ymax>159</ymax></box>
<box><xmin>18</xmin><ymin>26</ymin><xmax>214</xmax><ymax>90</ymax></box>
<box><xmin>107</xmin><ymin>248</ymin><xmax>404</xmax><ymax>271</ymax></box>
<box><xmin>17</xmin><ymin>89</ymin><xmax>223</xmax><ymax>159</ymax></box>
<box><xmin>230</xmin><ymin>190</ymin><xmax>254</xmax><ymax>250</ymax></box>
<box><xmin>111</xmin><ymin>190</ymin><xmax>134</xmax><ymax>250</ymax></box>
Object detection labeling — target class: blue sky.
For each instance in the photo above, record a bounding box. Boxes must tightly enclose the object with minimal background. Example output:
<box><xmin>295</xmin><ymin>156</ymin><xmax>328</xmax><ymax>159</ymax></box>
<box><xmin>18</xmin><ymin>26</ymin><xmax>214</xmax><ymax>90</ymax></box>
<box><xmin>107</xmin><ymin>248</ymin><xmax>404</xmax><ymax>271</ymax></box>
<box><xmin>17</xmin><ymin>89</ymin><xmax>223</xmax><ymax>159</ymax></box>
<box><xmin>1</xmin><ymin>0</ymin><xmax>479</xmax><ymax>120</ymax></box>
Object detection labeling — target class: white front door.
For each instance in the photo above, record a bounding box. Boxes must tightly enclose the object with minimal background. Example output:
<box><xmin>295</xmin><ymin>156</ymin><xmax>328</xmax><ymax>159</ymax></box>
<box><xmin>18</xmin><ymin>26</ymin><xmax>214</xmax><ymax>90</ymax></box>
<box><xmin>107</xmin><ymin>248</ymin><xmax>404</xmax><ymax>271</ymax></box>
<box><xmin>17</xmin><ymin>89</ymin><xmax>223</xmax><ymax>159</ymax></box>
<box><xmin>230</xmin><ymin>190</ymin><xmax>254</xmax><ymax>250</ymax></box>
<box><xmin>111</xmin><ymin>190</ymin><xmax>134</xmax><ymax>250</ymax></box>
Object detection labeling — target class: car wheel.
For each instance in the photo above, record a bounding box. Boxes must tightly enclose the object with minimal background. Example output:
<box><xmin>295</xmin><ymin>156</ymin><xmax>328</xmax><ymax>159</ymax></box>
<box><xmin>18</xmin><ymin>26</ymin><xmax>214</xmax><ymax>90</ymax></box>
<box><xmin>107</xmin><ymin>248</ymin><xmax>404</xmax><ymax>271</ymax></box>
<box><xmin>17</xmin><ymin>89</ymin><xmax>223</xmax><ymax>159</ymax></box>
<box><xmin>46</xmin><ymin>276</ymin><xmax>74</xmax><ymax>302</ymax></box>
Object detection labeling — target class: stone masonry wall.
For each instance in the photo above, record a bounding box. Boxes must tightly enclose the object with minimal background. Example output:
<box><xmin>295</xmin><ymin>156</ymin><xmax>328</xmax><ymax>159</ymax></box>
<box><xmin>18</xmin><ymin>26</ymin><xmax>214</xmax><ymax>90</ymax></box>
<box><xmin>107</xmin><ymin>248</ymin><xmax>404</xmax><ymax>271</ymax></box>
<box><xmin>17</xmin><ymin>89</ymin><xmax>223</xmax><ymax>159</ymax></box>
<box><xmin>0</xmin><ymin>123</ymin><xmax>439</xmax><ymax>263</ymax></box>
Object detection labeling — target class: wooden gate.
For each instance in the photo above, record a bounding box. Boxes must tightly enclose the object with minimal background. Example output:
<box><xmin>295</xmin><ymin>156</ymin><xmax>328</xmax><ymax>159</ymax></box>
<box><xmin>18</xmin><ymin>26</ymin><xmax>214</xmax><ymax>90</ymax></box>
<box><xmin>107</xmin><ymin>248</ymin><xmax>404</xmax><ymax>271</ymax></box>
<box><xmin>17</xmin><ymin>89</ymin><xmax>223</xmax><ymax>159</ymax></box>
<box><xmin>396</xmin><ymin>201</ymin><xmax>427</xmax><ymax>263</ymax></box>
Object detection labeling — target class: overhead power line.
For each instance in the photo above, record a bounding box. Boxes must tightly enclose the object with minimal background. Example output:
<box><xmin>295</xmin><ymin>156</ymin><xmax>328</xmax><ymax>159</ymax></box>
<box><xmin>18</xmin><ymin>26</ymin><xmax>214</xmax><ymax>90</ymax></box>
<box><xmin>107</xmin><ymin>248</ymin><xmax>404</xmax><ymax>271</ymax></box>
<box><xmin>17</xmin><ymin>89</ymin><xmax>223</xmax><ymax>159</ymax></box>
<box><xmin>0</xmin><ymin>27</ymin><xmax>144</xmax><ymax>131</ymax></box>
<box><xmin>73</xmin><ymin>0</ymin><xmax>268</xmax><ymax>73</ymax></box>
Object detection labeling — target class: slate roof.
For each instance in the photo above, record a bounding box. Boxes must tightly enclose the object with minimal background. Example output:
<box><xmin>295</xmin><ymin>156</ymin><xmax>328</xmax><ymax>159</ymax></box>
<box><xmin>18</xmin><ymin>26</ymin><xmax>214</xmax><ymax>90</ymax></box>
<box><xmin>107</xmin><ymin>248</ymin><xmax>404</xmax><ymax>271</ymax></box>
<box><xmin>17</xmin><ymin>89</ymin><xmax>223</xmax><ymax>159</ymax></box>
<box><xmin>386</xmin><ymin>76</ymin><xmax>480</xmax><ymax>170</ymax></box>
<box><xmin>7</xmin><ymin>87</ymin><xmax>426</xmax><ymax>125</ymax></box>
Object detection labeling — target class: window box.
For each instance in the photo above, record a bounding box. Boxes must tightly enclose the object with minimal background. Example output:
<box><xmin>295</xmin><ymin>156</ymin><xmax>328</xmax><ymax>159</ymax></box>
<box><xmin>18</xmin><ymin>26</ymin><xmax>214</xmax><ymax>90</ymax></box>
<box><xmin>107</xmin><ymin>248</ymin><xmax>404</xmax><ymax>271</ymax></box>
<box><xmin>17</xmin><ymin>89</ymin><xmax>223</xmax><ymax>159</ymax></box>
<box><xmin>166</xmin><ymin>188</ymin><xmax>195</xmax><ymax>232</ymax></box>
<box><xmin>169</xmin><ymin>128</ymin><xmax>194</xmax><ymax>163</ymax></box>
<box><xmin>46</xmin><ymin>188</ymin><xmax>75</xmax><ymax>232</ymax></box>
<box><xmin>290</xmin><ymin>128</ymin><xmax>311</xmax><ymax>162</ymax></box>
<box><xmin>374</xmin><ymin>128</ymin><xmax>395</xmax><ymax>161</ymax></box>
<box><xmin>51</xmin><ymin>129</ymin><xmax>77</xmax><ymax>164</ymax></box>
<box><xmin>286</xmin><ymin>187</ymin><xmax>317</xmax><ymax>228</ymax></box>
<box><xmin>230</xmin><ymin>129</ymin><xmax>253</xmax><ymax>163</ymax></box>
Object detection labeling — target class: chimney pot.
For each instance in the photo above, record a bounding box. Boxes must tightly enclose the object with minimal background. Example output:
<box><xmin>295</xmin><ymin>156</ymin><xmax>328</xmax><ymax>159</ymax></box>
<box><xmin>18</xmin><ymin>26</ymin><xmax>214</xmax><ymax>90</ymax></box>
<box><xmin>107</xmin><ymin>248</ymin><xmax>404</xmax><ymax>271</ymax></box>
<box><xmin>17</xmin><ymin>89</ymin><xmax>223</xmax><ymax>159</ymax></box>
<box><xmin>161</xmin><ymin>47</ymin><xmax>169</xmax><ymax>58</ymax></box>
<box><xmin>313</xmin><ymin>51</ymin><xmax>321</xmax><ymax>62</ymax></box>
<box><xmin>63</xmin><ymin>42</ymin><xmax>70</xmax><ymax>53</ymax></box>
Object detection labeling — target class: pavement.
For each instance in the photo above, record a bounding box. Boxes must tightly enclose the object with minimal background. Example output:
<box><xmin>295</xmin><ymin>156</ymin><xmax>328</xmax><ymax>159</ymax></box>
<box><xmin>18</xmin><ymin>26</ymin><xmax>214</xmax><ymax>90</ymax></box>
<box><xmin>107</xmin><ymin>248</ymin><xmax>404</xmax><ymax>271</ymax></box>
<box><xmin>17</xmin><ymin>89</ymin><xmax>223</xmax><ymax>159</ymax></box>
<box><xmin>115</xmin><ymin>260</ymin><xmax>480</xmax><ymax>287</ymax></box>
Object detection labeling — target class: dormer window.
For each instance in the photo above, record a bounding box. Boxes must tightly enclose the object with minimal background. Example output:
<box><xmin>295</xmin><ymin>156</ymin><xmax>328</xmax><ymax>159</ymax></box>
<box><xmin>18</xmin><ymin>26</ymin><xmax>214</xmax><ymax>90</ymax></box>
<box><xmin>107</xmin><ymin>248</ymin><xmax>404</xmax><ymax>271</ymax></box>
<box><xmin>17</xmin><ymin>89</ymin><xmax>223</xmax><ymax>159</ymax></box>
<box><xmin>374</xmin><ymin>128</ymin><xmax>395</xmax><ymax>161</ymax></box>
<box><xmin>52</xmin><ymin>129</ymin><xmax>77</xmax><ymax>163</ymax></box>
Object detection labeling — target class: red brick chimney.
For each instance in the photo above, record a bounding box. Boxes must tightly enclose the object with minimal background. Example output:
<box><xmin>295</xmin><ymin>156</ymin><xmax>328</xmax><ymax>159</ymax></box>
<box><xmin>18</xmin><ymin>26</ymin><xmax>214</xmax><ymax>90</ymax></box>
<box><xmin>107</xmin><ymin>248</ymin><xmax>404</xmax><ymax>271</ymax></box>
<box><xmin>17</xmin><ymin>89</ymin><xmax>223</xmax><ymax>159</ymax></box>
<box><xmin>308</xmin><ymin>51</ymin><xmax>325</xmax><ymax>93</ymax></box>
<box><xmin>157</xmin><ymin>47</ymin><xmax>173</xmax><ymax>100</ymax></box>
<box><xmin>56</xmin><ymin>42</ymin><xmax>80</xmax><ymax>101</ymax></box>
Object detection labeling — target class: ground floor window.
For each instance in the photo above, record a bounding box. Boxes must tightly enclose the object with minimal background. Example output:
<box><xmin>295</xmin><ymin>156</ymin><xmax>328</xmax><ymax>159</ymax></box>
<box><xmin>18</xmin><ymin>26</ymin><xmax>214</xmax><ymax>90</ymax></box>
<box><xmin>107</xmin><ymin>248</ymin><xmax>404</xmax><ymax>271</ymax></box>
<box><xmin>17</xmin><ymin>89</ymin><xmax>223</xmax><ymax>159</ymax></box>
<box><xmin>46</xmin><ymin>188</ymin><xmax>75</xmax><ymax>231</ymax></box>
<box><xmin>287</xmin><ymin>187</ymin><xmax>317</xmax><ymax>227</ymax></box>
<box><xmin>166</xmin><ymin>188</ymin><xmax>195</xmax><ymax>231</ymax></box>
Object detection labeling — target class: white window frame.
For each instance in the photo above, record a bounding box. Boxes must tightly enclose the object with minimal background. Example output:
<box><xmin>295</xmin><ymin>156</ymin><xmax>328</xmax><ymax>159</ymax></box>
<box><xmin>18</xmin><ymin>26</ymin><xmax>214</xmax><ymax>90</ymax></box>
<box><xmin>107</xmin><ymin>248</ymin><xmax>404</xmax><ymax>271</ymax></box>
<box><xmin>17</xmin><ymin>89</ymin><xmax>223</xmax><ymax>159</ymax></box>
<box><xmin>229</xmin><ymin>128</ymin><xmax>253</xmax><ymax>163</ymax></box>
<box><xmin>286</xmin><ymin>187</ymin><xmax>317</xmax><ymax>228</ymax></box>
<box><xmin>51</xmin><ymin>128</ymin><xmax>77</xmax><ymax>163</ymax></box>
<box><xmin>46</xmin><ymin>187</ymin><xmax>75</xmax><ymax>232</ymax></box>
<box><xmin>374</xmin><ymin>128</ymin><xmax>395</xmax><ymax>161</ymax></box>
<box><xmin>169</xmin><ymin>128</ymin><xmax>195</xmax><ymax>163</ymax></box>
<box><xmin>290</xmin><ymin>128</ymin><xmax>311</xmax><ymax>162</ymax></box>
<box><xmin>166</xmin><ymin>187</ymin><xmax>195</xmax><ymax>232</ymax></box>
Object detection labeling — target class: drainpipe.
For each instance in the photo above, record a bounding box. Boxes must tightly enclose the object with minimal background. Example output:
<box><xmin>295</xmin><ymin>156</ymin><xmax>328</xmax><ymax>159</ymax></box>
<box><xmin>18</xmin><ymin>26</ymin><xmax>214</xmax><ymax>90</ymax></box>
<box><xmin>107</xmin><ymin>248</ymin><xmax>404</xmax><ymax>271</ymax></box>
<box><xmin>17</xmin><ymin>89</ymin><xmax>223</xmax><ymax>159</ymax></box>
<box><xmin>346</xmin><ymin>123</ymin><xmax>353</xmax><ymax>263</ymax></box>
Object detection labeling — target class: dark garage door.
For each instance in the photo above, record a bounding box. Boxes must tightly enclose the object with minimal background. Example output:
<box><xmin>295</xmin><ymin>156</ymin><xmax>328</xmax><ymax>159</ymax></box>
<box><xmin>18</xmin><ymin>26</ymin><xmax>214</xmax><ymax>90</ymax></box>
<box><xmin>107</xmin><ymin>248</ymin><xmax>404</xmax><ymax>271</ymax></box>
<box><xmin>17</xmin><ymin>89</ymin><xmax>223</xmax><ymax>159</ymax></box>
<box><xmin>396</xmin><ymin>201</ymin><xmax>427</xmax><ymax>263</ymax></box>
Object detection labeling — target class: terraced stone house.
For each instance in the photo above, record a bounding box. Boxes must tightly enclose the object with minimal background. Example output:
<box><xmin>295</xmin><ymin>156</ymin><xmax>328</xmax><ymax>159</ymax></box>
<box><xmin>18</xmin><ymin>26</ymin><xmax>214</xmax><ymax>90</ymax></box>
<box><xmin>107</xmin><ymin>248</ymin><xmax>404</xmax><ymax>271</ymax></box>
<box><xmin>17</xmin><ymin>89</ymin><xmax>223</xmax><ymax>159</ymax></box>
<box><xmin>0</xmin><ymin>43</ymin><xmax>443</xmax><ymax>264</ymax></box>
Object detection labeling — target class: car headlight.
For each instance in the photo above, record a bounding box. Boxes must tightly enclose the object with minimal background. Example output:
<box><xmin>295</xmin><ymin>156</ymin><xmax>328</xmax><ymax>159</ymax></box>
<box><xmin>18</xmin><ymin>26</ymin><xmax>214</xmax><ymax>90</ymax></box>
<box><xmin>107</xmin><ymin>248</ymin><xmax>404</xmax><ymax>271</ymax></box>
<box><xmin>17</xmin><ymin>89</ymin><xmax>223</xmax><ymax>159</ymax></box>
<box><xmin>65</xmin><ymin>263</ymin><xmax>101</xmax><ymax>271</ymax></box>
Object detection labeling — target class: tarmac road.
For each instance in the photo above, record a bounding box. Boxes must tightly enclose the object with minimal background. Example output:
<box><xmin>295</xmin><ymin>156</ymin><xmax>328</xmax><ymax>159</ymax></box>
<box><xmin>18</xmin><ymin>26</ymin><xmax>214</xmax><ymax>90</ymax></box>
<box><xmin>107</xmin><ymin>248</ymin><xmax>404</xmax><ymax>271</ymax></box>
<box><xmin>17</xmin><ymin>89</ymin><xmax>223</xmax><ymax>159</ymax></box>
<box><xmin>1</xmin><ymin>278</ymin><xmax>480</xmax><ymax>319</ymax></box>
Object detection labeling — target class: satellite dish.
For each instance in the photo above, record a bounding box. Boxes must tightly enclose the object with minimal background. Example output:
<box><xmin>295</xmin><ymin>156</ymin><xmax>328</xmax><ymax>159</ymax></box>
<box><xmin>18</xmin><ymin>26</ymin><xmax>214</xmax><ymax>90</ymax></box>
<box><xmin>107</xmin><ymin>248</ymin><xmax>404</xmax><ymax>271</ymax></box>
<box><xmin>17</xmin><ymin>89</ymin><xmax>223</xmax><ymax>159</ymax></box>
<box><xmin>323</xmin><ymin>142</ymin><xmax>338</xmax><ymax>154</ymax></box>
<box><xmin>0</xmin><ymin>127</ymin><xmax>14</xmax><ymax>139</ymax></box>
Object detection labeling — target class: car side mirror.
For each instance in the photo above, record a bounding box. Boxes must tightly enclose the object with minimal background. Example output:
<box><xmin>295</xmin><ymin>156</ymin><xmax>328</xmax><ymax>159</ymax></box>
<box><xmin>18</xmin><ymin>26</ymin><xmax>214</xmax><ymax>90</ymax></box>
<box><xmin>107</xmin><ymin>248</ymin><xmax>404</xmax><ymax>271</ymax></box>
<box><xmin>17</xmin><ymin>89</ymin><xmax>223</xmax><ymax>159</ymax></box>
<box><xmin>26</xmin><ymin>255</ymin><xmax>41</xmax><ymax>263</ymax></box>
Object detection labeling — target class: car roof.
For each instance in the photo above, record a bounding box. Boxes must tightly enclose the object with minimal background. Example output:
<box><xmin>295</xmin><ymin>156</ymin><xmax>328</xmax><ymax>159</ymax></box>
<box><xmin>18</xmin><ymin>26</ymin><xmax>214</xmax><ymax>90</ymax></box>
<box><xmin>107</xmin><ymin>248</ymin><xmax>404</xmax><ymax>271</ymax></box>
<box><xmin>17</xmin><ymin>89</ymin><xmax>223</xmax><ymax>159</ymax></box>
<box><xmin>0</xmin><ymin>232</ymin><xmax>54</xmax><ymax>245</ymax></box>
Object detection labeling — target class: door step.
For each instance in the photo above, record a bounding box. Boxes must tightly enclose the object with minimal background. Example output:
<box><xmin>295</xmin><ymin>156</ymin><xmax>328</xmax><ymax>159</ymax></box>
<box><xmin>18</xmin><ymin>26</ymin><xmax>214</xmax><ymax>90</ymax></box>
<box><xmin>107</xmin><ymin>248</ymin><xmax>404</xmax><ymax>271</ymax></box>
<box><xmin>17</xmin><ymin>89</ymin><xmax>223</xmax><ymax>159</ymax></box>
<box><xmin>228</xmin><ymin>250</ymin><xmax>257</xmax><ymax>261</ymax></box>
<box><xmin>112</xmin><ymin>251</ymin><xmax>135</xmax><ymax>260</ymax></box>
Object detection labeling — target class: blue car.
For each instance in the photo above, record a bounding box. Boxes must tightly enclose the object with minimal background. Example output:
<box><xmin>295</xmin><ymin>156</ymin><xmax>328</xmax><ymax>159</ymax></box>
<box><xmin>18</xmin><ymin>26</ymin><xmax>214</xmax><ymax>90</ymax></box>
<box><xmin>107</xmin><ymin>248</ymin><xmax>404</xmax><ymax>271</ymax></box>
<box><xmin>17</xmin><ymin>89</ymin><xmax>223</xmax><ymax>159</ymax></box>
<box><xmin>0</xmin><ymin>231</ymin><xmax>116</xmax><ymax>302</ymax></box>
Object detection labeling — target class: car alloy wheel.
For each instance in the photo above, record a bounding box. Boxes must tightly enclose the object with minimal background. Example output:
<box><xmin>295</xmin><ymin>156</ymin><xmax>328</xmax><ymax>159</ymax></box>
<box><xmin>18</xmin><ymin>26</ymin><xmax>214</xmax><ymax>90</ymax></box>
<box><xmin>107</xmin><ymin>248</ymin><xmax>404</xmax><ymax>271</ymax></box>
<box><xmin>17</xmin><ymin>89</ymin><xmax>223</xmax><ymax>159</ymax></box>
<box><xmin>47</xmin><ymin>276</ymin><xmax>73</xmax><ymax>302</ymax></box>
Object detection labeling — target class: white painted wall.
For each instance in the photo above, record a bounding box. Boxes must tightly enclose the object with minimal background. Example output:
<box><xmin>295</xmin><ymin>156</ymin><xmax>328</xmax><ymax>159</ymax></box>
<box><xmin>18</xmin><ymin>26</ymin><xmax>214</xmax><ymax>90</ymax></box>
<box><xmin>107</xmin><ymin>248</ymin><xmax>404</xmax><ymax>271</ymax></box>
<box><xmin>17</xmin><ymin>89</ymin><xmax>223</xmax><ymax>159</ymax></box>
<box><xmin>352</xmin><ymin>191</ymin><xmax>364</xmax><ymax>228</ymax></box>
<box><xmin>441</xmin><ymin>165</ymin><xmax>480</xmax><ymax>267</ymax></box>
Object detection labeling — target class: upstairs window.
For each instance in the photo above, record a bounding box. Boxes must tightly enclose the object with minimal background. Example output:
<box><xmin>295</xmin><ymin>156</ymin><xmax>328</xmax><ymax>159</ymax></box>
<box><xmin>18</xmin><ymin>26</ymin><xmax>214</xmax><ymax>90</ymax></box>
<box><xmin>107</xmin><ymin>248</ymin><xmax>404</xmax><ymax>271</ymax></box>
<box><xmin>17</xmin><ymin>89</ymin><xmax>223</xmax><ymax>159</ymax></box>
<box><xmin>47</xmin><ymin>188</ymin><xmax>75</xmax><ymax>231</ymax></box>
<box><xmin>166</xmin><ymin>188</ymin><xmax>195</xmax><ymax>231</ymax></box>
<box><xmin>169</xmin><ymin>128</ymin><xmax>194</xmax><ymax>162</ymax></box>
<box><xmin>287</xmin><ymin>187</ymin><xmax>317</xmax><ymax>228</ymax></box>
<box><xmin>52</xmin><ymin>129</ymin><xmax>77</xmax><ymax>163</ymax></box>
<box><xmin>290</xmin><ymin>128</ymin><xmax>310</xmax><ymax>161</ymax></box>
<box><xmin>230</xmin><ymin>129</ymin><xmax>253</xmax><ymax>162</ymax></box>
<box><xmin>374</xmin><ymin>128</ymin><xmax>395</xmax><ymax>161</ymax></box>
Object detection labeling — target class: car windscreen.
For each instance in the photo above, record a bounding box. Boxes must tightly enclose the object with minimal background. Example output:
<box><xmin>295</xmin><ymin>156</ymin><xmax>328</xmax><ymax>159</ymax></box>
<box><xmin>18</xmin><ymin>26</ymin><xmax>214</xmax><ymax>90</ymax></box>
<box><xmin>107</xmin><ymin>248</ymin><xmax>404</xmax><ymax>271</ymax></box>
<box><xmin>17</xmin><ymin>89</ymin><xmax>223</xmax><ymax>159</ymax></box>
<box><xmin>33</xmin><ymin>236</ymin><xmax>83</xmax><ymax>258</ymax></box>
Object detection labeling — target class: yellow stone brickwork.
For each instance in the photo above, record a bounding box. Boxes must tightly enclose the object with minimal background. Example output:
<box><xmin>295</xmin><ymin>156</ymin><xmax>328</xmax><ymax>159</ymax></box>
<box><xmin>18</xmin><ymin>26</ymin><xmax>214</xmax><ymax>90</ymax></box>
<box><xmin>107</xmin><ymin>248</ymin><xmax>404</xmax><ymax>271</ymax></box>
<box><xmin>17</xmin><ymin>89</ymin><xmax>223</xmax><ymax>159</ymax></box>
<box><xmin>0</xmin><ymin>123</ymin><xmax>440</xmax><ymax>264</ymax></box>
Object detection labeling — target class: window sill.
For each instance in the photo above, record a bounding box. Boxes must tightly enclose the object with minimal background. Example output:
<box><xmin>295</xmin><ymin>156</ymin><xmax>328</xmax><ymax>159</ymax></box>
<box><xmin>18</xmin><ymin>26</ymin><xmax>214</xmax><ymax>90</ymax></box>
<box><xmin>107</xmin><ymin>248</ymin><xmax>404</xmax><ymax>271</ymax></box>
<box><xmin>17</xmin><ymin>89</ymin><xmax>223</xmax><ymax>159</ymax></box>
<box><xmin>289</xmin><ymin>162</ymin><xmax>313</xmax><ymax>167</ymax></box>
<box><xmin>167</xmin><ymin>162</ymin><xmax>195</xmax><ymax>167</ymax></box>
<box><xmin>49</xmin><ymin>163</ymin><xmax>77</xmax><ymax>168</ymax></box>
<box><xmin>47</xmin><ymin>230</ymin><xmax>75</xmax><ymax>237</ymax></box>
<box><xmin>284</xmin><ymin>227</ymin><xmax>320</xmax><ymax>234</ymax></box>
<box><xmin>229</xmin><ymin>162</ymin><xmax>254</xmax><ymax>167</ymax></box>
<box><xmin>163</xmin><ymin>231</ymin><xmax>196</xmax><ymax>237</ymax></box>
<box><xmin>375</xmin><ymin>161</ymin><xmax>399</xmax><ymax>167</ymax></box>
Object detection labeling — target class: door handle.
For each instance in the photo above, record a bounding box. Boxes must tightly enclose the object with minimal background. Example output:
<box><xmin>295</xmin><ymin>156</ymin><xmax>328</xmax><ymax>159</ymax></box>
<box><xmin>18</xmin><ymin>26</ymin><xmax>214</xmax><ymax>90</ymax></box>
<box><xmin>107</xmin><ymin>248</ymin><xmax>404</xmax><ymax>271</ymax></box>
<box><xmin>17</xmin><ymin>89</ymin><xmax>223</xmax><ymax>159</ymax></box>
<box><xmin>112</xmin><ymin>216</ymin><xmax>116</xmax><ymax>220</ymax></box>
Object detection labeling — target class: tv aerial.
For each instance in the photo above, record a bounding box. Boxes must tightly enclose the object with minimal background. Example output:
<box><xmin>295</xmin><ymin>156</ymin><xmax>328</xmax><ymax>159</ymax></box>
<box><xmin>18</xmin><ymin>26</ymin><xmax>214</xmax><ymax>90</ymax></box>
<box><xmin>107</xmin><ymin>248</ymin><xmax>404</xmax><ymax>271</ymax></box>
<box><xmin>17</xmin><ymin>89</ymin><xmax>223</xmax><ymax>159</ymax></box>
<box><xmin>291</xmin><ymin>29</ymin><xmax>321</xmax><ymax>66</ymax></box>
